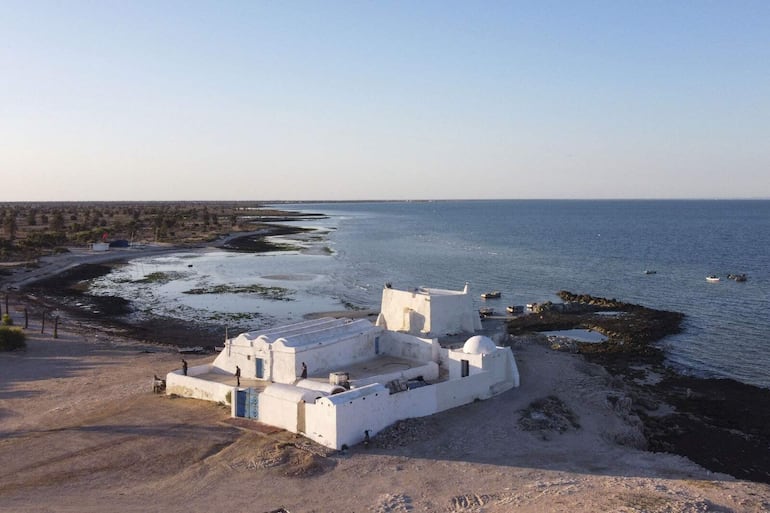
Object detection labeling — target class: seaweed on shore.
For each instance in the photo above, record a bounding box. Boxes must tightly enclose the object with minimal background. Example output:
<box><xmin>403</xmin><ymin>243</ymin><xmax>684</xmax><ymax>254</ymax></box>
<box><xmin>133</xmin><ymin>271</ymin><xmax>189</xmax><ymax>284</ymax></box>
<box><xmin>182</xmin><ymin>284</ymin><xmax>293</xmax><ymax>300</ymax></box>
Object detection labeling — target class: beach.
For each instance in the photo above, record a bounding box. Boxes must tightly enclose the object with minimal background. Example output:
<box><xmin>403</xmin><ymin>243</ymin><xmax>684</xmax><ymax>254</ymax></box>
<box><xmin>2</xmin><ymin>291</ymin><xmax>770</xmax><ymax>512</ymax></box>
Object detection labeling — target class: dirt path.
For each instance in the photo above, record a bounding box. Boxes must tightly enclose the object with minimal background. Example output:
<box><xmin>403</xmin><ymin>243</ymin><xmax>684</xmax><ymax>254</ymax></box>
<box><xmin>1</xmin><ymin>244</ymin><xmax>197</xmax><ymax>291</ymax></box>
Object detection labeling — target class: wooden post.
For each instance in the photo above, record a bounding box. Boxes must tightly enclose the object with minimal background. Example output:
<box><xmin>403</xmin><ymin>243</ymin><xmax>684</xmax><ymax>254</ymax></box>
<box><xmin>24</xmin><ymin>308</ymin><xmax>28</xmax><ymax>329</ymax></box>
<box><xmin>41</xmin><ymin>310</ymin><xmax>46</xmax><ymax>334</ymax></box>
<box><xmin>4</xmin><ymin>294</ymin><xmax>7</xmax><ymax>317</ymax></box>
<box><xmin>54</xmin><ymin>316</ymin><xmax>59</xmax><ymax>339</ymax></box>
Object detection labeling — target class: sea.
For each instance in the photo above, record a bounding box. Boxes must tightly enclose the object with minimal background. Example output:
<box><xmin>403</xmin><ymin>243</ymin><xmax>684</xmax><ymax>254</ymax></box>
<box><xmin>89</xmin><ymin>200</ymin><xmax>770</xmax><ymax>389</ymax></box>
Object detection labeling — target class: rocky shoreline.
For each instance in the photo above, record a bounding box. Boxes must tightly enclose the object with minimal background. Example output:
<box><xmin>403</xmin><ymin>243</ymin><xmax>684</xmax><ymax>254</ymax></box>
<box><xmin>508</xmin><ymin>291</ymin><xmax>770</xmax><ymax>484</ymax></box>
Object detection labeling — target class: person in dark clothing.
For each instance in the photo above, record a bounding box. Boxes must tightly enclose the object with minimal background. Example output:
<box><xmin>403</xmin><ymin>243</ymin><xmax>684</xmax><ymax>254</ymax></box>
<box><xmin>235</xmin><ymin>365</ymin><xmax>241</xmax><ymax>386</ymax></box>
<box><xmin>182</xmin><ymin>359</ymin><xmax>188</xmax><ymax>376</ymax></box>
<box><xmin>301</xmin><ymin>362</ymin><xmax>307</xmax><ymax>379</ymax></box>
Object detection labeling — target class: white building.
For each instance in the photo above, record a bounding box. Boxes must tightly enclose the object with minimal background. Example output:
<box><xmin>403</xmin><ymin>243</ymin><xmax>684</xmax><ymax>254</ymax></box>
<box><xmin>166</xmin><ymin>283</ymin><xmax>519</xmax><ymax>450</ymax></box>
<box><xmin>376</xmin><ymin>282</ymin><xmax>482</xmax><ymax>336</ymax></box>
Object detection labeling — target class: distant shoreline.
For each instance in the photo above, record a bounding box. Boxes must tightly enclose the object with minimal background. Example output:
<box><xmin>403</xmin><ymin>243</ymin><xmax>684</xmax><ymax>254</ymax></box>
<box><xmin>2</xmin><ymin>222</ymin><xmax>320</xmax><ymax>347</ymax></box>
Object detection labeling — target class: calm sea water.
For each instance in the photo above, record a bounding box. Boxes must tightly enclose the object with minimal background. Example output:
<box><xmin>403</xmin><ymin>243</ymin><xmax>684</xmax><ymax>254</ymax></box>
<box><xmin>91</xmin><ymin>200</ymin><xmax>770</xmax><ymax>389</ymax></box>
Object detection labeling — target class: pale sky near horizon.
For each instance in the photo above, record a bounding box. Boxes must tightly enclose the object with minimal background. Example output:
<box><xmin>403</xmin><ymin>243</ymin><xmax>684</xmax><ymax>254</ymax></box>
<box><xmin>1</xmin><ymin>1</ymin><xmax>768</xmax><ymax>201</ymax></box>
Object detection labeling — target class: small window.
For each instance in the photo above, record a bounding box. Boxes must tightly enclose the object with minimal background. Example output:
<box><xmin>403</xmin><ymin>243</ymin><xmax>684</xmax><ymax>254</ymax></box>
<box><xmin>461</xmin><ymin>359</ymin><xmax>470</xmax><ymax>378</ymax></box>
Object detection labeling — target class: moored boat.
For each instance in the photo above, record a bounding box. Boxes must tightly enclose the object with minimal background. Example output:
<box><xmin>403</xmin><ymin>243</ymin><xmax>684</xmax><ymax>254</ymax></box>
<box><xmin>506</xmin><ymin>305</ymin><xmax>523</xmax><ymax>314</ymax></box>
<box><xmin>479</xmin><ymin>306</ymin><xmax>494</xmax><ymax>318</ymax></box>
<box><xmin>706</xmin><ymin>275</ymin><xmax>720</xmax><ymax>283</ymax></box>
<box><xmin>481</xmin><ymin>291</ymin><xmax>501</xmax><ymax>299</ymax></box>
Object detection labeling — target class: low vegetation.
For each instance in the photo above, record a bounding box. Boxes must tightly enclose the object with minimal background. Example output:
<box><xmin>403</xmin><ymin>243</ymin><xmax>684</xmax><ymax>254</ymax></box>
<box><xmin>0</xmin><ymin>326</ymin><xmax>26</xmax><ymax>351</ymax></box>
<box><xmin>0</xmin><ymin>201</ymin><xmax>322</xmax><ymax>262</ymax></box>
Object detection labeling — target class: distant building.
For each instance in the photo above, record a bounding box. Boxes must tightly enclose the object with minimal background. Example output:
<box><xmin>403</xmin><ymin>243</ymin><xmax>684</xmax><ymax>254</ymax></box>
<box><xmin>166</xmin><ymin>283</ymin><xmax>519</xmax><ymax>450</ymax></box>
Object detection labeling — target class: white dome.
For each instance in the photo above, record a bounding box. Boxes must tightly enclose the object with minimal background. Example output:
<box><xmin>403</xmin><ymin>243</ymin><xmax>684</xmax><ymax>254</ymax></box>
<box><xmin>462</xmin><ymin>335</ymin><xmax>497</xmax><ymax>355</ymax></box>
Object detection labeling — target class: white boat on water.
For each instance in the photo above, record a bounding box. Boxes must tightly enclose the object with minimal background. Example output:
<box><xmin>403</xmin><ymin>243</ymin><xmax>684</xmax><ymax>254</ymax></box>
<box><xmin>481</xmin><ymin>291</ymin><xmax>501</xmax><ymax>299</ymax></box>
<box><xmin>706</xmin><ymin>275</ymin><xmax>720</xmax><ymax>283</ymax></box>
<box><xmin>479</xmin><ymin>306</ymin><xmax>495</xmax><ymax>318</ymax></box>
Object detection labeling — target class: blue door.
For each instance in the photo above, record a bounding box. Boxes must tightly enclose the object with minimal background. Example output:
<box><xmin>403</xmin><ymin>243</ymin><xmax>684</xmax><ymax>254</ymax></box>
<box><xmin>247</xmin><ymin>390</ymin><xmax>259</xmax><ymax>419</ymax></box>
<box><xmin>255</xmin><ymin>358</ymin><xmax>264</xmax><ymax>379</ymax></box>
<box><xmin>235</xmin><ymin>389</ymin><xmax>247</xmax><ymax>417</ymax></box>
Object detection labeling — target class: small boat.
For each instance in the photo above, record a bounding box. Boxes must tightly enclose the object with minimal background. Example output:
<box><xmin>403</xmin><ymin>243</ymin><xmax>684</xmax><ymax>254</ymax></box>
<box><xmin>526</xmin><ymin>302</ymin><xmax>537</xmax><ymax>310</ymax></box>
<box><xmin>481</xmin><ymin>291</ymin><xmax>501</xmax><ymax>299</ymax></box>
<box><xmin>506</xmin><ymin>305</ymin><xmax>523</xmax><ymax>314</ymax></box>
<box><xmin>728</xmin><ymin>273</ymin><xmax>748</xmax><ymax>282</ymax></box>
<box><xmin>706</xmin><ymin>275</ymin><xmax>720</xmax><ymax>283</ymax></box>
<box><xmin>479</xmin><ymin>307</ymin><xmax>494</xmax><ymax>318</ymax></box>
<box><xmin>644</xmin><ymin>270</ymin><xmax>657</xmax><ymax>275</ymax></box>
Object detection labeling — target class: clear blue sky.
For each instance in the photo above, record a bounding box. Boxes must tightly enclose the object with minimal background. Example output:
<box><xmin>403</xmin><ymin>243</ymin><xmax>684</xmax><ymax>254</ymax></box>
<box><xmin>1</xmin><ymin>1</ymin><xmax>768</xmax><ymax>201</ymax></box>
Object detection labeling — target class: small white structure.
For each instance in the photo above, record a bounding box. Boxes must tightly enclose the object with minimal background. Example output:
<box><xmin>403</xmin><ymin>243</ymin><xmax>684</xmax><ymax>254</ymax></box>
<box><xmin>376</xmin><ymin>282</ymin><xmax>482</xmax><ymax>336</ymax></box>
<box><xmin>91</xmin><ymin>242</ymin><xmax>109</xmax><ymax>252</ymax></box>
<box><xmin>167</xmin><ymin>283</ymin><xmax>519</xmax><ymax>450</ymax></box>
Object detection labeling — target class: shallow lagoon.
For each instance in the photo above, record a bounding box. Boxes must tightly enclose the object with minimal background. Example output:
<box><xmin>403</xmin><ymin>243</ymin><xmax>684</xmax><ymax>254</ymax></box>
<box><xmin>89</xmin><ymin>248</ymin><xmax>350</xmax><ymax>330</ymax></box>
<box><xmin>541</xmin><ymin>329</ymin><xmax>608</xmax><ymax>343</ymax></box>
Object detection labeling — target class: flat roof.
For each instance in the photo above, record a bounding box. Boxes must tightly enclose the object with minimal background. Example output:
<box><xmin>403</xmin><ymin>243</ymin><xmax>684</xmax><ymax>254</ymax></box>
<box><xmin>302</xmin><ymin>353</ymin><xmax>444</xmax><ymax>385</ymax></box>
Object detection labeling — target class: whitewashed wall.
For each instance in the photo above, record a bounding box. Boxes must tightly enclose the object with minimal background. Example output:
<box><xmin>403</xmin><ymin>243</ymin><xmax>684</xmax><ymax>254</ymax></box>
<box><xmin>480</xmin><ymin>349</ymin><xmax>520</xmax><ymax>388</ymax></box>
<box><xmin>166</xmin><ymin>365</ymin><xmax>233</xmax><ymax>404</ymax></box>
<box><xmin>378</xmin><ymin>287</ymin><xmax>480</xmax><ymax>336</ymax></box>
<box><xmin>427</xmin><ymin>293</ymin><xmax>481</xmax><ymax>335</ymax></box>
<box><xmin>378</xmin><ymin>288</ymin><xmax>428</xmax><ymax>333</ymax></box>
<box><xmin>300</xmin><ymin>369</ymin><xmax>517</xmax><ymax>450</ymax></box>
<box><xmin>212</xmin><ymin>341</ymin><xmax>271</xmax><ymax>380</ymax></box>
<box><xmin>303</xmin><ymin>395</ymin><xmax>340</xmax><ymax>447</ymax></box>
<box><xmin>354</xmin><ymin>361</ymin><xmax>439</xmax><ymax>387</ymax></box>
<box><xmin>378</xmin><ymin>331</ymin><xmax>437</xmax><ymax>362</ymax></box>
<box><xmin>258</xmin><ymin>389</ymin><xmax>301</xmax><ymax>432</ymax></box>
<box><xmin>304</xmin><ymin>384</ymin><xmax>392</xmax><ymax>448</ymax></box>
<box><xmin>271</xmin><ymin>329</ymin><xmax>380</xmax><ymax>384</ymax></box>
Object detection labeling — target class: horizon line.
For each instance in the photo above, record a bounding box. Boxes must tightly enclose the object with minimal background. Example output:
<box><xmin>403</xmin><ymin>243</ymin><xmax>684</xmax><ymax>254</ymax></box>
<box><xmin>1</xmin><ymin>197</ymin><xmax>769</xmax><ymax>204</ymax></box>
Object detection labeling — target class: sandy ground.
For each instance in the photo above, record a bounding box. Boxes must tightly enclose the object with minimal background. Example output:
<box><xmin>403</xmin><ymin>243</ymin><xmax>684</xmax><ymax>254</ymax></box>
<box><xmin>2</xmin><ymin>308</ymin><xmax>770</xmax><ymax>513</ymax></box>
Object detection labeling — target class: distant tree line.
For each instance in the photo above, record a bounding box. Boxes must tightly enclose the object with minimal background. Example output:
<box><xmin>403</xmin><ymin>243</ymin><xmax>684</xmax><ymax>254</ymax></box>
<box><xmin>0</xmin><ymin>201</ymin><xmax>272</xmax><ymax>261</ymax></box>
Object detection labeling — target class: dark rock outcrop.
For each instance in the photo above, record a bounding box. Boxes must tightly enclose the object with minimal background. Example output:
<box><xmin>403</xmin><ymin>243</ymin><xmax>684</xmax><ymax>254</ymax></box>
<box><xmin>508</xmin><ymin>291</ymin><xmax>770</xmax><ymax>484</ymax></box>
